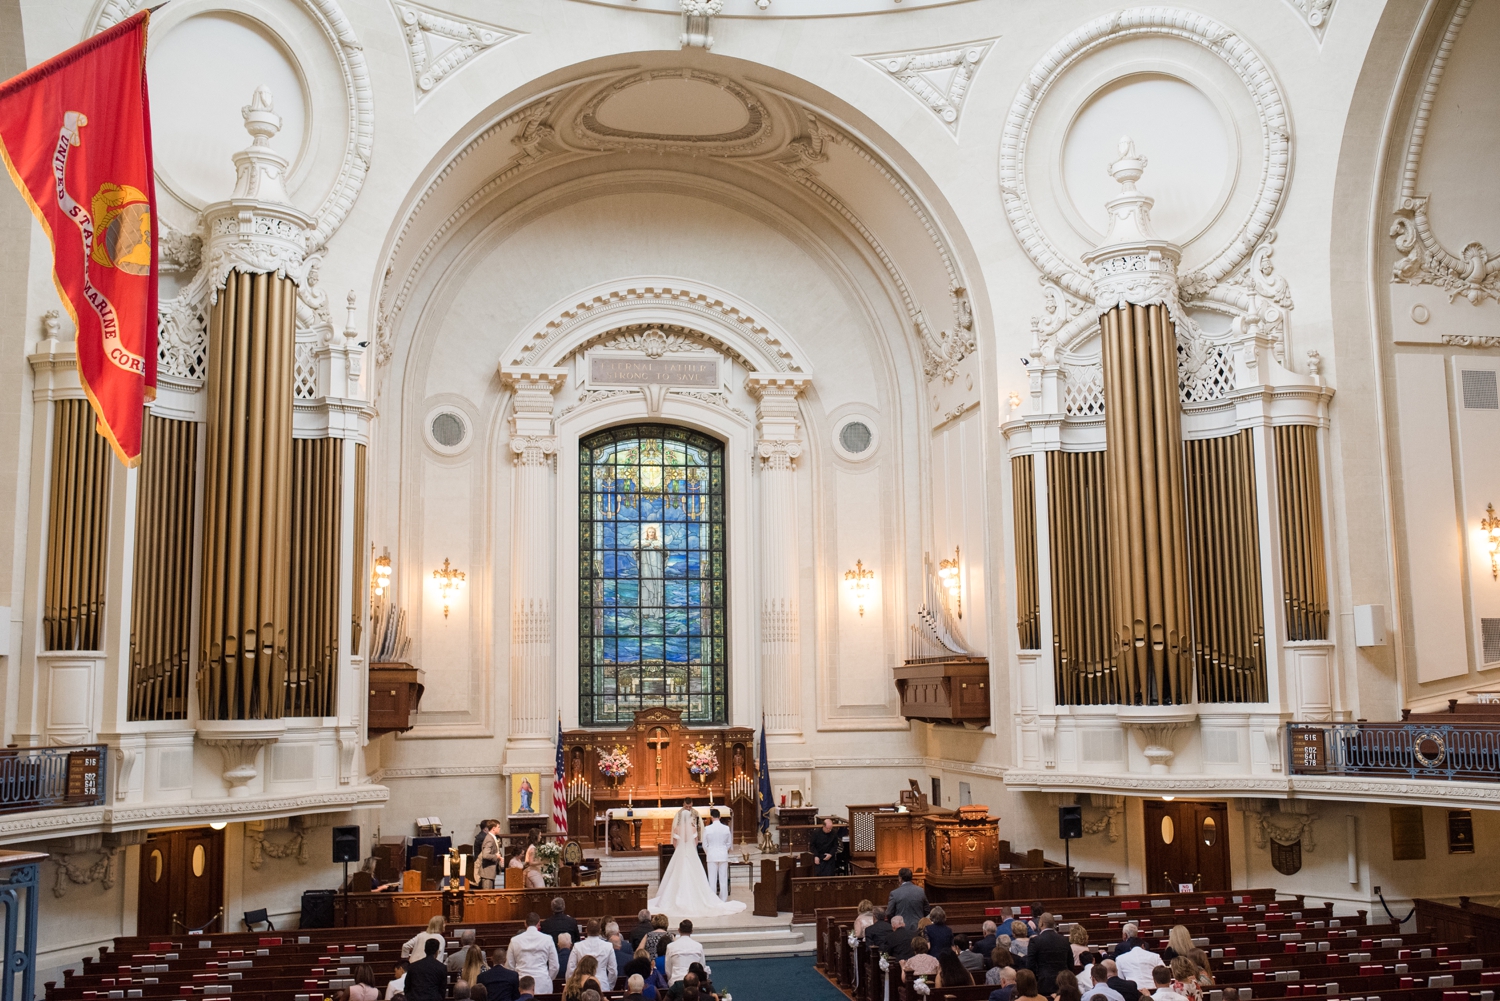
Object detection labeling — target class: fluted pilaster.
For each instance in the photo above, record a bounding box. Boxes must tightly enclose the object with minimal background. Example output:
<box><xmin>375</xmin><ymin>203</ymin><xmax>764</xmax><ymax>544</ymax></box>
<box><xmin>748</xmin><ymin>375</ymin><xmax>809</xmax><ymax>737</ymax></box>
<box><xmin>500</xmin><ymin>366</ymin><xmax>567</xmax><ymax>747</ymax></box>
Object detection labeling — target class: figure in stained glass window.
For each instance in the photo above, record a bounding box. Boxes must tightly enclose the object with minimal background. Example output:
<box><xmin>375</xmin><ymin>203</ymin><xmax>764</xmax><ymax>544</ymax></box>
<box><xmin>579</xmin><ymin>424</ymin><xmax>727</xmax><ymax>725</ymax></box>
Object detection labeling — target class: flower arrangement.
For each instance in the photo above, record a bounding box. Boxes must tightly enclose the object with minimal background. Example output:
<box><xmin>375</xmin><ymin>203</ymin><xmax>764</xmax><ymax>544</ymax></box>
<box><xmin>534</xmin><ymin>840</ymin><xmax>562</xmax><ymax>885</ymax></box>
<box><xmin>597</xmin><ymin>744</ymin><xmax>632</xmax><ymax>780</ymax></box>
<box><xmin>686</xmin><ymin>742</ymin><xmax>719</xmax><ymax>777</ymax></box>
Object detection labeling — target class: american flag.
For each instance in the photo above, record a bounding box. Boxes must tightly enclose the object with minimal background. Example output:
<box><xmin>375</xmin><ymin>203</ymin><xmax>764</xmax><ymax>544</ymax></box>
<box><xmin>552</xmin><ymin>719</ymin><xmax>569</xmax><ymax>836</ymax></box>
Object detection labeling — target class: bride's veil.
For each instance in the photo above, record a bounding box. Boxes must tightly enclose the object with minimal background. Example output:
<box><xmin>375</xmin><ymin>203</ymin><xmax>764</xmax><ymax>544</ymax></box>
<box><xmin>672</xmin><ymin>806</ymin><xmax>699</xmax><ymax>847</ymax></box>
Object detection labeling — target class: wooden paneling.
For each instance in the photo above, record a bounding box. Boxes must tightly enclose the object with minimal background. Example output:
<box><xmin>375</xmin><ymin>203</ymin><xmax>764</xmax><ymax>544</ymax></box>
<box><xmin>894</xmin><ymin>657</ymin><xmax>990</xmax><ymax>725</ymax></box>
<box><xmin>791</xmin><ymin>873</ymin><xmax>893</xmax><ymax>923</ymax></box>
<box><xmin>1143</xmin><ymin>800</ymin><xmax>1230</xmax><ymax>893</ymax></box>
<box><xmin>137</xmin><ymin>827</ymin><xmax>224</xmax><ymax>935</ymax></box>
<box><xmin>333</xmin><ymin>884</ymin><xmax>649</xmax><ymax>927</ymax></box>
<box><xmin>368</xmin><ymin>663</ymin><xmax>423</xmax><ymax>736</ymax></box>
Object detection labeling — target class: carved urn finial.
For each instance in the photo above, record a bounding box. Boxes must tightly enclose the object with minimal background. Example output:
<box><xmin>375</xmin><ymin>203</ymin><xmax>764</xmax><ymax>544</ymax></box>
<box><xmin>230</xmin><ymin>84</ymin><xmax>293</xmax><ymax>205</ymax></box>
<box><xmin>1081</xmin><ymin>137</ymin><xmax>1181</xmax><ymax>310</ymax></box>
<box><xmin>241</xmin><ymin>85</ymin><xmax>282</xmax><ymax>147</ymax></box>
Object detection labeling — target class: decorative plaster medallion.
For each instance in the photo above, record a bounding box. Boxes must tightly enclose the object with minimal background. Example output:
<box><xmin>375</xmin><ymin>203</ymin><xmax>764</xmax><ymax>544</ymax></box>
<box><xmin>999</xmin><ymin>7</ymin><xmax>1291</xmax><ymax>302</ymax></box>
<box><xmin>574</xmin><ymin>70</ymin><xmax>772</xmax><ymax>154</ymax></box>
<box><xmin>95</xmin><ymin>0</ymin><xmax>374</xmax><ymax>253</ymax></box>
<box><xmin>393</xmin><ymin>0</ymin><xmax>519</xmax><ymax>102</ymax></box>
<box><xmin>1278</xmin><ymin>0</ymin><xmax>1336</xmax><ymax>42</ymax></box>
<box><xmin>861</xmin><ymin>38</ymin><xmax>996</xmax><ymax>135</ymax></box>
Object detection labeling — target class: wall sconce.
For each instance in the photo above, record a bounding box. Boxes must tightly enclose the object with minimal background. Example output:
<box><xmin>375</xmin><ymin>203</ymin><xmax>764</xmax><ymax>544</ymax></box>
<box><xmin>371</xmin><ymin>545</ymin><xmax>392</xmax><ymax>599</ymax></box>
<box><xmin>938</xmin><ymin>546</ymin><xmax>962</xmax><ymax>618</ymax></box>
<box><xmin>433</xmin><ymin>557</ymin><xmax>466</xmax><ymax>618</ymax></box>
<box><xmin>844</xmin><ymin>560</ymin><xmax>875</xmax><ymax>617</ymax></box>
<box><xmin>1484</xmin><ymin>504</ymin><xmax>1500</xmax><ymax>580</ymax></box>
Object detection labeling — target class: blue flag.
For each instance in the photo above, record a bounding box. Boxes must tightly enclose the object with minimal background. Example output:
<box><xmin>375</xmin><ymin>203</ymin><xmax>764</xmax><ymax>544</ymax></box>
<box><xmin>757</xmin><ymin>715</ymin><xmax>773</xmax><ymax>834</ymax></box>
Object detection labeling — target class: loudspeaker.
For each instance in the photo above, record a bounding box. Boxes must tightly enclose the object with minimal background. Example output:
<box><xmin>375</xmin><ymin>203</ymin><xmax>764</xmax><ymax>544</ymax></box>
<box><xmin>332</xmin><ymin>825</ymin><xmax>361</xmax><ymax>863</ymax></box>
<box><xmin>300</xmin><ymin>889</ymin><xmax>335</xmax><ymax>929</ymax></box>
<box><xmin>1059</xmin><ymin>805</ymin><xmax>1083</xmax><ymax>840</ymax></box>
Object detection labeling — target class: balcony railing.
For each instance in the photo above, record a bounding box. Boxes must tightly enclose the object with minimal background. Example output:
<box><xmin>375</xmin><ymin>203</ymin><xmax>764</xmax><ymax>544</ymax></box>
<box><xmin>0</xmin><ymin>745</ymin><xmax>107</xmax><ymax>813</ymax></box>
<box><xmin>1288</xmin><ymin>722</ymin><xmax>1500</xmax><ymax>782</ymax></box>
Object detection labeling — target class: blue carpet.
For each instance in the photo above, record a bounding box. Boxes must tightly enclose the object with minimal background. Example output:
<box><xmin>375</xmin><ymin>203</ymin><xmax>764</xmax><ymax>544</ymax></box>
<box><xmin>709</xmin><ymin>956</ymin><xmax>848</xmax><ymax>1000</ymax></box>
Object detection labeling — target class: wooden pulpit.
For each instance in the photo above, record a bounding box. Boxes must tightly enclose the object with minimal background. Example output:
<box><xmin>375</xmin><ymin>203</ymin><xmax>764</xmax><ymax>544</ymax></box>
<box><xmin>923</xmin><ymin>805</ymin><xmax>1001</xmax><ymax>901</ymax></box>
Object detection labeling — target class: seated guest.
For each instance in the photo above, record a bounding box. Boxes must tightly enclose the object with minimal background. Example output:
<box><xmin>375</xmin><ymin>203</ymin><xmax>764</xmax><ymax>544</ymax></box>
<box><xmin>864</xmin><ymin>907</ymin><xmax>893</xmax><ymax>952</ymax></box>
<box><xmin>1111</xmin><ymin>923</ymin><xmax>1144</xmax><ymax>958</ymax></box>
<box><xmin>1167</xmin><ymin>957</ymin><xmax>1205</xmax><ymax>999</ymax></box>
<box><xmin>1100</xmin><ymin>959</ymin><xmax>1142</xmax><ymax>1001</ymax></box>
<box><xmin>629</xmin><ymin>909</ymin><xmax>654</xmax><ymax>949</ymax></box>
<box><xmin>562</xmin><ymin>955</ymin><xmax>602</xmax><ymax>1001</ymax></box>
<box><xmin>1076</xmin><ymin>951</ymin><xmax>1101</xmax><ymax>991</ymax></box>
<box><xmin>556</xmin><ymin>932</ymin><xmax>574</xmax><ymax>977</ymax></box>
<box><xmin>579</xmin><ymin>992</ymin><xmax>601</xmax><ymax>1001</ymax></box>
<box><xmin>402</xmin><ymin>916</ymin><xmax>447</xmax><ymax>962</ymax></box>
<box><xmin>456</xmin><ymin>948</ymin><xmax>486</xmax><ymax>993</ymax></box>
<box><xmin>1114</xmin><ymin>937</ymin><xmax>1162</xmax><ymax>991</ymax></box>
<box><xmin>349</xmin><ymin>965</ymin><xmax>379</xmax><ymax>1001</ymax></box>
<box><xmin>469</xmin><ymin>986</ymin><xmax>488</xmax><ymax>1001</ymax></box>
<box><xmin>515</xmin><ymin>978</ymin><xmax>536</xmax><ymax>1001</ymax></box>
<box><xmin>668</xmin><ymin>963</ymin><xmax>713</xmax><ymax>999</ymax></box>
<box><xmin>987</xmin><ymin>965</ymin><xmax>1016</xmax><ymax>998</ymax></box>
<box><xmin>1148</xmin><ymin>966</ymin><xmax>1189</xmax><ymax>1001</ymax></box>
<box><xmin>1012</xmin><ymin>968</ymin><xmax>1043</xmax><ymax>1001</ymax></box>
<box><xmin>925</xmin><ymin>906</ymin><xmax>954</xmax><ymax>951</ymax></box>
<box><xmin>1054</xmin><ymin>971</ymin><xmax>1081</xmax><ymax>1001</ymax></box>
<box><xmin>622</xmin><ymin>974</ymin><xmax>649</xmax><ymax>1001</ymax></box>
<box><xmin>1025</xmin><ymin>903</ymin><xmax>1046</xmax><ymax>935</ymax></box>
<box><xmin>612</xmin><ymin>933</ymin><xmax>633</xmax><ymax>979</ymax></box>
<box><xmin>901</xmin><ymin>935</ymin><xmax>940</xmax><ymax>979</ymax></box>
<box><xmin>972</xmin><ymin>920</ymin><xmax>999</xmax><ymax>964</ymax></box>
<box><xmin>987</xmin><ymin>948</ymin><xmax>1012</xmax><ymax>983</ymax></box>
<box><xmin>404</xmin><ymin>939</ymin><xmax>447</xmax><ymax>1001</ymax></box>
<box><xmin>852</xmin><ymin>899</ymin><xmax>876</xmax><ymax>939</ymax></box>
<box><xmin>383</xmin><ymin>960</ymin><xmax>408</xmax><ymax>1000</ymax></box>
<box><xmin>955</xmin><ymin>934</ymin><xmax>985</xmax><ymax>975</ymax></box>
<box><xmin>542</xmin><ymin>896</ymin><xmax>579</xmax><ymax>942</ymax></box>
<box><xmin>477</xmin><ymin>948</ymin><xmax>520</xmax><ymax>1001</ymax></box>
<box><xmin>1081</xmin><ymin>976</ymin><xmax>1124</xmax><ymax>1001</ymax></box>
<box><xmin>886</xmin><ymin>914</ymin><xmax>916</xmax><ymax>961</ymax></box>
<box><xmin>622</xmin><ymin>946</ymin><xmax>655</xmax><ymax>984</ymax></box>
<box><xmin>1220</xmin><ymin>989</ymin><xmax>1239</xmax><ymax>1001</ymax></box>
<box><xmin>936</xmin><ymin>948</ymin><xmax>972</xmax><ymax>987</ymax></box>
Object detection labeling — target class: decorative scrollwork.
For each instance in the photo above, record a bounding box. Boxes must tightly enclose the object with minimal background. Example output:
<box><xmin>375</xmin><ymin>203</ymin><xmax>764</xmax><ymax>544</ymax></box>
<box><xmin>248</xmin><ymin>828</ymin><xmax>310</xmax><ymax>869</ymax></box>
<box><xmin>51</xmin><ymin>850</ymin><xmax>118</xmax><ymax>898</ymax></box>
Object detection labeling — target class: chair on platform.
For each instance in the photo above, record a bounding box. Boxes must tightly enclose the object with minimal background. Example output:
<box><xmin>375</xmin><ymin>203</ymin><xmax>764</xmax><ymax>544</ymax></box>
<box><xmin>348</xmin><ymin>870</ymin><xmax>374</xmax><ymax>892</ymax></box>
<box><xmin>242</xmin><ymin>908</ymin><xmax>274</xmax><ymax>932</ymax></box>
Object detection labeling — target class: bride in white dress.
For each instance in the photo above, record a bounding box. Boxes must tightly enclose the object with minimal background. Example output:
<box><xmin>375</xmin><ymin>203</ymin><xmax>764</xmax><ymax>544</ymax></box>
<box><xmin>648</xmin><ymin>804</ymin><xmax>746</xmax><ymax>917</ymax></box>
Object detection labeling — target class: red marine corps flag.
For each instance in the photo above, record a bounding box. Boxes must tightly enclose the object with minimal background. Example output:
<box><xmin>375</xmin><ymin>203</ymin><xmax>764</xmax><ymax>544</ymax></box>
<box><xmin>0</xmin><ymin>11</ymin><xmax>157</xmax><ymax>465</ymax></box>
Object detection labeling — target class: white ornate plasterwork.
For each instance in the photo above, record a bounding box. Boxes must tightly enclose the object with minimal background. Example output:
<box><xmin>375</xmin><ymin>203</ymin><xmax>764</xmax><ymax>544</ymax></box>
<box><xmin>51</xmin><ymin>850</ymin><xmax>119</xmax><ymax>897</ymax></box>
<box><xmin>999</xmin><ymin>8</ymin><xmax>1291</xmax><ymax>302</ymax></box>
<box><xmin>1277</xmin><ymin>0</ymin><xmax>1336</xmax><ymax>41</ymax></box>
<box><xmin>1443</xmin><ymin>335</ymin><xmax>1500</xmax><ymax>349</ymax></box>
<box><xmin>1247</xmin><ymin>808</ymin><xmax>1318</xmax><ymax>851</ymax></box>
<box><xmin>574</xmin><ymin>70</ymin><xmax>772</xmax><ymax>154</ymax></box>
<box><xmin>1388</xmin><ymin>0</ymin><xmax>1499</xmax><ymax>305</ymax></box>
<box><xmin>393</xmin><ymin>0</ymin><xmax>518</xmax><ymax>101</ymax></box>
<box><xmin>95</xmin><ymin>0</ymin><xmax>373</xmax><ymax>253</ymax></box>
<box><xmin>247</xmin><ymin>827</ymin><xmax>310</xmax><ymax>868</ymax></box>
<box><xmin>862</xmin><ymin>39</ymin><xmax>996</xmax><ymax>135</ymax></box>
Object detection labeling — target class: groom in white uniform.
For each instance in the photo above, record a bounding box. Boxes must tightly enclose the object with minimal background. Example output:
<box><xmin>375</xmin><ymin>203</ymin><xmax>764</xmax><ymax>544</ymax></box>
<box><xmin>702</xmin><ymin>808</ymin><xmax>734</xmax><ymax>901</ymax></box>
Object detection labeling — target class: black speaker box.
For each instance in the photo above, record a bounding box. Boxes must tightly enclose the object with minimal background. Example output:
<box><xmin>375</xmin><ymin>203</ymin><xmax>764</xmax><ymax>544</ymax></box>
<box><xmin>332</xmin><ymin>824</ymin><xmax>361</xmax><ymax>863</ymax></box>
<box><xmin>1059</xmin><ymin>805</ymin><xmax>1083</xmax><ymax>840</ymax></box>
<box><xmin>300</xmin><ymin>889</ymin><xmax>335</xmax><ymax>928</ymax></box>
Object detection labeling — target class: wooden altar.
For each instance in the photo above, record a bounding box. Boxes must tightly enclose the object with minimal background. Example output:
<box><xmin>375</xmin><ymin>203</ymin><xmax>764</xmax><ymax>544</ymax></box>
<box><xmin>562</xmin><ymin>708</ymin><xmax>758</xmax><ymax>847</ymax></box>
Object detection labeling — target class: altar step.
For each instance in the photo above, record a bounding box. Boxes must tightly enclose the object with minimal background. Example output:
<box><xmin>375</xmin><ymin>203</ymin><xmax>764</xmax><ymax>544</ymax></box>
<box><xmin>597</xmin><ymin>856</ymin><xmax>661</xmax><ymax>886</ymax></box>
<box><xmin>698</xmin><ymin>922</ymin><xmax>815</xmax><ymax>960</ymax></box>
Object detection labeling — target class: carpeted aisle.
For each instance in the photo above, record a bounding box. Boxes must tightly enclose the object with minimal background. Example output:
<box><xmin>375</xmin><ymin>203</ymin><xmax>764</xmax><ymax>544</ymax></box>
<box><xmin>709</xmin><ymin>956</ymin><xmax>849</xmax><ymax>999</ymax></box>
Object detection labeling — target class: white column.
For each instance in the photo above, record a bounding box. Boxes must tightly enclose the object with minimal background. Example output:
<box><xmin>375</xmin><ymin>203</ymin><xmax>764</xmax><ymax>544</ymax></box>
<box><xmin>747</xmin><ymin>376</ymin><xmax>810</xmax><ymax>740</ymax></box>
<box><xmin>500</xmin><ymin>367</ymin><xmax>568</xmax><ymax>753</ymax></box>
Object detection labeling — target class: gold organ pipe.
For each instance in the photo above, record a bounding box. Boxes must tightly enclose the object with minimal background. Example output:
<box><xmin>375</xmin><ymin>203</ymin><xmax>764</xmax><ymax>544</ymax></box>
<box><xmin>287</xmin><ymin>437</ymin><xmax>341</xmax><ymax>717</ymax></box>
<box><xmin>1049</xmin><ymin>450</ymin><xmax>1115</xmax><ymax>705</ymax></box>
<box><xmin>129</xmin><ymin>415</ymin><xmax>196</xmax><ymax>719</ymax></box>
<box><xmin>1012</xmin><ymin>455</ymin><xmax>1040</xmax><ymax>650</ymax></box>
<box><xmin>199</xmin><ymin>271</ymin><xmax>295</xmax><ymax>720</ymax></box>
<box><xmin>1276</xmin><ymin>425</ymin><xmax>1329</xmax><ymax>641</ymax></box>
<box><xmin>44</xmin><ymin>399</ymin><xmax>110</xmax><ymax>651</ymax></box>
<box><xmin>351</xmin><ymin>443</ymin><xmax>367</xmax><ymax>654</ymax></box>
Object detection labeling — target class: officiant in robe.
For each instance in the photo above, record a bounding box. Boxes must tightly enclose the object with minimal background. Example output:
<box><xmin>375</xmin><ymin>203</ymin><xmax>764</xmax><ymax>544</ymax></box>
<box><xmin>810</xmin><ymin>817</ymin><xmax>842</xmax><ymax>876</ymax></box>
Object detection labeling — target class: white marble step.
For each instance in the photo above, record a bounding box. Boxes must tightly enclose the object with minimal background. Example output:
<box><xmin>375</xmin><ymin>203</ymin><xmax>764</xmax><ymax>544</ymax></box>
<box><xmin>697</xmin><ymin>923</ymin><xmax>815</xmax><ymax>960</ymax></box>
<box><xmin>598</xmin><ymin>857</ymin><xmax>661</xmax><ymax>885</ymax></box>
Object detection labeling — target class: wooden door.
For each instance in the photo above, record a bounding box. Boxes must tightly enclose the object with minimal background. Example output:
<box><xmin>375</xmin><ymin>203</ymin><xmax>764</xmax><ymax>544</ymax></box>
<box><xmin>137</xmin><ymin>828</ymin><xmax>225</xmax><ymax>935</ymax></box>
<box><xmin>1143</xmin><ymin>801</ymin><xmax>1231</xmax><ymax>893</ymax></box>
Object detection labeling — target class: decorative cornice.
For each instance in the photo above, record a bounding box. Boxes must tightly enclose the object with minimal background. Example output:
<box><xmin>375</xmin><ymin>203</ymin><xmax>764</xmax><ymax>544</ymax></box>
<box><xmin>999</xmin><ymin>7</ymin><xmax>1290</xmax><ymax>301</ymax></box>
<box><xmin>376</xmin><ymin>764</ymin><xmax>505</xmax><ymax>779</ymax></box>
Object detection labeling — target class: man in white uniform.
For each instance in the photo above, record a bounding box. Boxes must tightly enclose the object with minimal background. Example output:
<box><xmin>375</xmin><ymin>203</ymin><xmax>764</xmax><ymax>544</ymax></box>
<box><xmin>701</xmin><ymin>809</ymin><xmax>733</xmax><ymax>901</ymax></box>
<box><xmin>506</xmin><ymin>911</ymin><xmax>560</xmax><ymax>992</ymax></box>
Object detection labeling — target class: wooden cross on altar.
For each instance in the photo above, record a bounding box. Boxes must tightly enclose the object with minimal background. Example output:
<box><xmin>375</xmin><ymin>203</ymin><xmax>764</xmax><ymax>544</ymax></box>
<box><xmin>646</xmin><ymin>726</ymin><xmax>671</xmax><ymax>788</ymax></box>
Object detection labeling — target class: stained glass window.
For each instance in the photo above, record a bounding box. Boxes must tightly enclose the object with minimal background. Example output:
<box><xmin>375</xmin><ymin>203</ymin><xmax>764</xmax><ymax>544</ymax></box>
<box><xmin>579</xmin><ymin>424</ymin><xmax>726</xmax><ymax>725</ymax></box>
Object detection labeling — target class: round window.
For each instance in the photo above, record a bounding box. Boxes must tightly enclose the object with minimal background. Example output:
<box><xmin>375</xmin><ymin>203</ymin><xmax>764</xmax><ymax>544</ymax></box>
<box><xmin>424</xmin><ymin>405</ymin><xmax>473</xmax><ymax>456</ymax></box>
<box><xmin>191</xmin><ymin>844</ymin><xmax>207</xmax><ymax>878</ymax></box>
<box><xmin>1160</xmin><ymin>815</ymin><xmax>1175</xmax><ymax>845</ymax></box>
<box><xmin>431</xmin><ymin>411</ymin><xmax>466</xmax><ymax>448</ymax></box>
<box><xmin>1202</xmin><ymin>815</ymin><xmax>1218</xmax><ymax>846</ymax></box>
<box><xmin>839</xmin><ymin>421</ymin><xmax>873</xmax><ymax>454</ymax></box>
<box><xmin>149</xmin><ymin>849</ymin><xmax>163</xmax><ymax>883</ymax></box>
<box><xmin>832</xmin><ymin>415</ymin><xmax>879</xmax><ymax>461</ymax></box>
